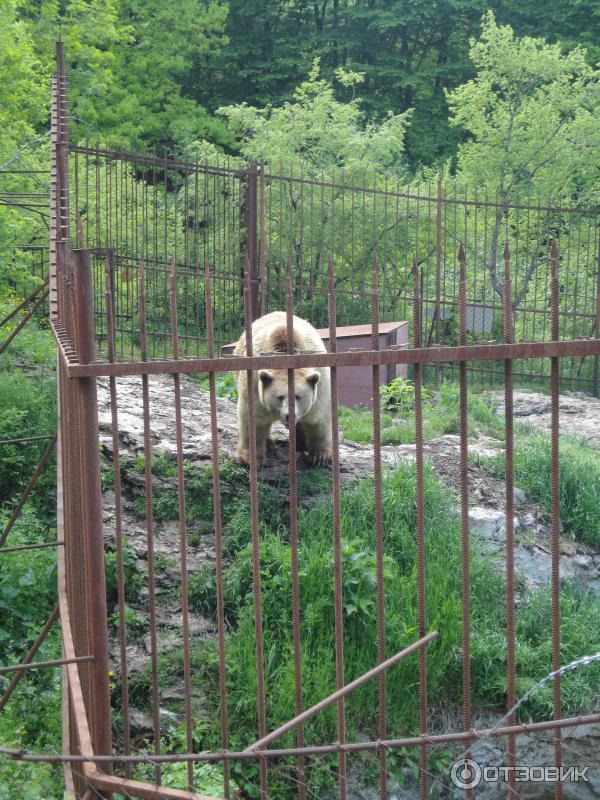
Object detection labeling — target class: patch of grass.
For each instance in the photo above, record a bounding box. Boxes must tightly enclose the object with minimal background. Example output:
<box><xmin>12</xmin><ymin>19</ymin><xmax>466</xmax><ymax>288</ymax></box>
<box><xmin>133</xmin><ymin>459</ymin><xmax>250</xmax><ymax>526</ymax></box>
<box><xmin>134</xmin><ymin>453</ymin><xmax>178</xmax><ymax>478</ymax></box>
<box><xmin>0</xmin><ymin>311</ymin><xmax>55</xmax><ymax>369</ymax></box>
<box><xmin>338</xmin><ymin>383</ymin><xmax>503</xmax><ymax>446</ymax></box>
<box><xmin>180</xmin><ymin>460</ymin><xmax>600</xmax><ymax>798</ymax></box>
<box><xmin>110</xmin><ymin>604</ymin><xmax>149</xmax><ymax>636</ymax></box>
<box><xmin>105</xmin><ymin>539</ymin><xmax>143</xmax><ymax>603</ymax></box>
<box><xmin>480</xmin><ymin>429</ymin><xmax>600</xmax><ymax>548</ymax></box>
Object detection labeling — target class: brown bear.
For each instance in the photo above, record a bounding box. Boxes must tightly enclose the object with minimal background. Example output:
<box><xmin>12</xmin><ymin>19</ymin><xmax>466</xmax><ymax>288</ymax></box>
<box><xmin>233</xmin><ymin>311</ymin><xmax>332</xmax><ymax>466</ymax></box>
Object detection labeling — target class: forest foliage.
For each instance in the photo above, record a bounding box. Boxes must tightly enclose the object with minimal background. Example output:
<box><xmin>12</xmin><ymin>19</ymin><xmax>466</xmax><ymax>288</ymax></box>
<box><xmin>2</xmin><ymin>3</ymin><xmax>600</xmax><ymax>303</ymax></box>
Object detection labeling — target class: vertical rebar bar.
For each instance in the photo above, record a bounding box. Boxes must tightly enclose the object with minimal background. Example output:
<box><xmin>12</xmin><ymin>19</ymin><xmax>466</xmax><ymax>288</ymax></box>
<box><xmin>370</xmin><ymin>255</ymin><xmax>387</xmax><ymax>799</ymax></box>
<box><xmin>458</xmin><ymin>243</ymin><xmax>472</xmax><ymax>797</ymax></box>
<box><xmin>412</xmin><ymin>257</ymin><xmax>428</xmax><ymax>800</ymax></box>
<box><xmin>550</xmin><ymin>242</ymin><xmax>563</xmax><ymax>800</ymax></box>
<box><xmin>327</xmin><ymin>257</ymin><xmax>347</xmax><ymax>800</ymax></box>
<box><xmin>503</xmin><ymin>243</ymin><xmax>517</xmax><ymax>798</ymax></box>
<box><xmin>104</xmin><ymin>260</ymin><xmax>132</xmax><ymax>778</ymax></box>
<box><xmin>72</xmin><ymin>248</ymin><xmax>113</xmax><ymax>772</ymax></box>
<box><xmin>434</xmin><ymin>179</ymin><xmax>442</xmax><ymax>385</ymax></box>
<box><xmin>243</xmin><ymin>262</ymin><xmax>268</xmax><ymax>798</ymax></box>
<box><xmin>285</xmin><ymin>261</ymin><xmax>305</xmax><ymax>800</ymax></box>
<box><xmin>138</xmin><ymin>260</ymin><xmax>161</xmax><ymax>783</ymax></box>
<box><xmin>170</xmin><ymin>261</ymin><xmax>194</xmax><ymax>792</ymax></box>
<box><xmin>205</xmin><ymin>262</ymin><xmax>231</xmax><ymax>799</ymax></box>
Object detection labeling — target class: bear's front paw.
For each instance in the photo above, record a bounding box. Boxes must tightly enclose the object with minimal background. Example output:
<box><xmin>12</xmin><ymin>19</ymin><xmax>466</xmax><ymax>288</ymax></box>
<box><xmin>304</xmin><ymin>447</ymin><xmax>332</xmax><ymax>467</ymax></box>
<box><xmin>237</xmin><ymin>448</ymin><xmax>268</xmax><ymax>466</ymax></box>
<box><xmin>256</xmin><ymin>448</ymin><xmax>268</xmax><ymax>465</ymax></box>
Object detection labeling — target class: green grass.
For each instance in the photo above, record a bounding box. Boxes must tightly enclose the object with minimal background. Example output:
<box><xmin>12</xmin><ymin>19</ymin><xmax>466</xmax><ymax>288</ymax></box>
<box><xmin>124</xmin><ymin>460</ymin><xmax>600</xmax><ymax>797</ymax></box>
<box><xmin>0</xmin><ymin>511</ymin><xmax>62</xmax><ymax>800</ymax></box>
<box><xmin>338</xmin><ymin>383</ymin><xmax>503</xmax><ymax>446</ymax></box>
<box><xmin>479</xmin><ymin>428</ymin><xmax>600</xmax><ymax>549</ymax></box>
<box><xmin>0</xmin><ymin>308</ymin><xmax>55</xmax><ymax>370</ymax></box>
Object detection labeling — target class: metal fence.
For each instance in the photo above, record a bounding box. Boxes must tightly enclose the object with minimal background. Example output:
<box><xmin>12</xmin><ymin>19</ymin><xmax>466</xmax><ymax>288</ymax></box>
<box><xmin>68</xmin><ymin>142</ymin><xmax>600</xmax><ymax>393</ymax></box>
<box><xmin>3</xmin><ymin>42</ymin><xmax>600</xmax><ymax>800</ymax></box>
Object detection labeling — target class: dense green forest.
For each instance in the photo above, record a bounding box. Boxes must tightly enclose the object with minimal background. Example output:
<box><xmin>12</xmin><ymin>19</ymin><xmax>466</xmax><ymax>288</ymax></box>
<box><xmin>4</xmin><ymin>0</ymin><xmax>600</xmax><ymax>162</ymax></box>
<box><xmin>3</xmin><ymin>1</ymin><xmax>600</xmax><ymax>309</ymax></box>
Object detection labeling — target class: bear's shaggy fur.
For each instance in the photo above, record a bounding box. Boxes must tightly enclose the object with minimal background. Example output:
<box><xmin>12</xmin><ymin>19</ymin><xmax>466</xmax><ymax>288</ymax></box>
<box><xmin>233</xmin><ymin>311</ymin><xmax>332</xmax><ymax>465</ymax></box>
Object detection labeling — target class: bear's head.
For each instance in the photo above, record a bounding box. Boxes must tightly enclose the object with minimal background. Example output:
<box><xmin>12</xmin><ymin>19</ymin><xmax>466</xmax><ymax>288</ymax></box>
<box><xmin>258</xmin><ymin>368</ymin><xmax>320</xmax><ymax>425</ymax></box>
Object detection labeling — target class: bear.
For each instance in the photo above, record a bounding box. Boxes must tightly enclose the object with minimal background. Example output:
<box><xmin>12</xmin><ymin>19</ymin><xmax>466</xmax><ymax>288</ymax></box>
<box><xmin>233</xmin><ymin>311</ymin><xmax>332</xmax><ymax>466</ymax></box>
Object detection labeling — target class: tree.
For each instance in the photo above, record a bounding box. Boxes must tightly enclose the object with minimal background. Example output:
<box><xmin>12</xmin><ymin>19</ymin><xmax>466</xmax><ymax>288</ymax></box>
<box><xmin>446</xmin><ymin>12</ymin><xmax>600</xmax><ymax>305</ymax></box>
<box><xmin>0</xmin><ymin>1</ymin><xmax>49</xmax><ymax>296</ymax></box>
<box><xmin>102</xmin><ymin>0</ymin><xmax>232</xmax><ymax>150</ymax></box>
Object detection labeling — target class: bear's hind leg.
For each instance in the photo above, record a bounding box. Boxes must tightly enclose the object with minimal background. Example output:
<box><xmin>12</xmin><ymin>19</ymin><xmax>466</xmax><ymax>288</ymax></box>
<box><xmin>237</xmin><ymin>395</ymin><xmax>250</xmax><ymax>464</ymax></box>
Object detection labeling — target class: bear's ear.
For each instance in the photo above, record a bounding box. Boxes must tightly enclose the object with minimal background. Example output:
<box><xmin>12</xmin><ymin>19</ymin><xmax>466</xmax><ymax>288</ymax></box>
<box><xmin>258</xmin><ymin>370</ymin><xmax>273</xmax><ymax>386</ymax></box>
<box><xmin>306</xmin><ymin>371</ymin><xmax>320</xmax><ymax>388</ymax></box>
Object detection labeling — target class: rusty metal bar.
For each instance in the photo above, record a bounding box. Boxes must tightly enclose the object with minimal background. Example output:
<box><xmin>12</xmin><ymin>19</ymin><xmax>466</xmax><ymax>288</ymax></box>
<box><xmin>0</xmin><ymin>655</ymin><xmax>94</xmax><ymax>676</ymax></box>
<box><xmin>244</xmin><ymin>163</ymin><xmax>259</xmax><ymax>320</ymax></box>
<box><xmin>285</xmin><ymin>261</ymin><xmax>305</xmax><ymax>800</ymax></box>
<box><xmin>258</xmin><ymin>162</ymin><xmax>266</xmax><ymax>317</ymax></box>
<box><xmin>104</xmin><ymin>261</ymin><xmax>132</xmax><ymax>778</ymax></box>
<box><xmin>7</xmin><ymin>707</ymin><xmax>600</xmax><ymax>765</ymax></box>
<box><xmin>412</xmin><ymin>257</ymin><xmax>429</xmax><ymax>800</ymax></box>
<box><xmin>434</xmin><ymin>179</ymin><xmax>442</xmax><ymax>384</ymax></box>
<box><xmin>458</xmin><ymin>244</ymin><xmax>472</xmax><ymax>799</ymax></box>
<box><xmin>242</xmin><ymin>261</ymin><xmax>268</xmax><ymax>798</ymax></box>
<box><xmin>169</xmin><ymin>260</ymin><xmax>195</xmax><ymax>793</ymax></box>
<box><xmin>550</xmin><ymin>243</ymin><xmax>563</xmax><ymax>800</ymax></box>
<box><xmin>1</xmin><ymin>540</ymin><xmax>64</xmax><ymax>554</ymax></box>
<box><xmin>88</xmin><ymin>772</ymin><xmax>218</xmax><ymax>800</ymax></box>
<box><xmin>502</xmin><ymin>243</ymin><xmax>517</xmax><ymax>798</ymax></box>
<box><xmin>0</xmin><ymin>433</ymin><xmax>57</xmax><ymax>549</ymax></box>
<box><xmin>370</xmin><ymin>255</ymin><xmax>387</xmax><ymax>799</ymax></box>
<box><xmin>0</xmin><ymin>288</ymin><xmax>50</xmax><ymax>355</ymax></box>
<box><xmin>56</xmin><ymin>473</ymin><xmax>95</xmax><ymax>777</ymax></box>
<box><xmin>244</xmin><ymin>632</ymin><xmax>439</xmax><ymax>753</ymax></box>
<box><xmin>138</xmin><ymin>260</ymin><xmax>162</xmax><ymax>783</ymax></box>
<box><xmin>0</xmin><ymin>434</ymin><xmax>55</xmax><ymax>446</ymax></box>
<box><xmin>593</xmin><ymin>239</ymin><xmax>600</xmax><ymax>397</ymax></box>
<box><xmin>0</xmin><ymin>276</ymin><xmax>49</xmax><ymax>328</ymax></box>
<box><xmin>71</xmin><ymin>248</ymin><xmax>113</xmax><ymax>773</ymax></box>
<box><xmin>327</xmin><ymin>257</ymin><xmax>347</xmax><ymax>800</ymax></box>
<box><xmin>61</xmin><ymin>338</ymin><xmax>600</xmax><ymax>379</ymax></box>
<box><xmin>204</xmin><ymin>262</ymin><xmax>231</xmax><ymax>799</ymax></box>
<box><xmin>0</xmin><ymin>605</ymin><xmax>59</xmax><ymax>711</ymax></box>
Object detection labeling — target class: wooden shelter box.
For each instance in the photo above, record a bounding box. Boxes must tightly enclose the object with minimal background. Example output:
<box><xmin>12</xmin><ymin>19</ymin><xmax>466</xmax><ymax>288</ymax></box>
<box><xmin>222</xmin><ymin>321</ymin><xmax>408</xmax><ymax>409</ymax></box>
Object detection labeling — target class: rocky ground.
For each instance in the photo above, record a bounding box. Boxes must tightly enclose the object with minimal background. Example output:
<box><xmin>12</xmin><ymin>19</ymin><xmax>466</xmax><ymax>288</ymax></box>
<box><xmin>96</xmin><ymin>376</ymin><xmax>600</xmax><ymax>798</ymax></box>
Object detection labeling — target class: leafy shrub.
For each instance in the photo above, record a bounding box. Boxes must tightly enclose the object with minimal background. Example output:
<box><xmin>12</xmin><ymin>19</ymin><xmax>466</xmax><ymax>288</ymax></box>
<box><xmin>380</xmin><ymin>376</ymin><xmax>429</xmax><ymax>412</ymax></box>
<box><xmin>105</xmin><ymin>539</ymin><xmax>143</xmax><ymax>603</ymax></box>
<box><xmin>0</xmin><ymin>369</ymin><xmax>56</xmax><ymax>519</ymax></box>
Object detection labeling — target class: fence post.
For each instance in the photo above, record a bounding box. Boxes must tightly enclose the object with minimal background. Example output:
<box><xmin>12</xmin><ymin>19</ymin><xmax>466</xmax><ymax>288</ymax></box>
<box><xmin>593</xmin><ymin>242</ymin><xmax>600</xmax><ymax>398</ymax></box>
<box><xmin>434</xmin><ymin>178</ymin><xmax>442</xmax><ymax>385</ymax></box>
<box><xmin>243</xmin><ymin>162</ymin><xmax>259</xmax><ymax>320</ymax></box>
<box><xmin>71</xmin><ymin>247</ymin><xmax>113</xmax><ymax>771</ymax></box>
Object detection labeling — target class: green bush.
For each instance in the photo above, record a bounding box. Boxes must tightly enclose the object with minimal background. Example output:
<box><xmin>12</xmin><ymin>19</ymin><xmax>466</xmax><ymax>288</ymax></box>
<box><xmin>0</xmin><ymin>369</ymin><xmax>56</xmax><ymax>518</ymax></box>
<box><xmin>185</xmin><ymin>460</ymin><xmax>600</xmax><ymax>797</ymax></box>
<box><xmin>380</xmin><ymin>376</ymin><xmax>429</xmax><ymax>412</ymax></box>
